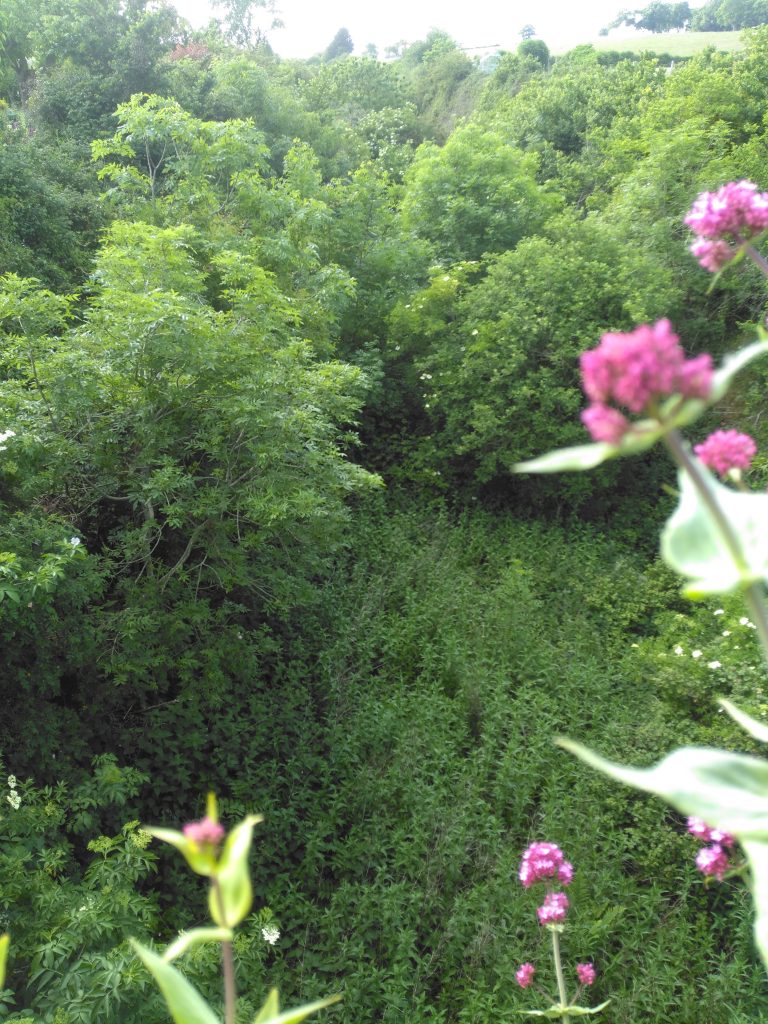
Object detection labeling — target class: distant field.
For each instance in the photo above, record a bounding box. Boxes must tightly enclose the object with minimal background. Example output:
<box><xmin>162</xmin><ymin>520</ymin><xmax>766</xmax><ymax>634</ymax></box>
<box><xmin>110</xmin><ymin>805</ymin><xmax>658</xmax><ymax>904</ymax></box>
<box><xmin>557</xmin><ymin>30</ymin><xmax>744</xmax><ymax>57</ymax></box>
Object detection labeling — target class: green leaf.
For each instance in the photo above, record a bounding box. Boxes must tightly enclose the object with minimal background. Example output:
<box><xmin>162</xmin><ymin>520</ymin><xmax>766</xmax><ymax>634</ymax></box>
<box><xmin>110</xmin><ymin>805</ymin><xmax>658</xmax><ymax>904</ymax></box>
<box><xmin>0</xmin><ymin>933</ymin><xmax>8</xmax><ymax>990</ymax></box>
<box><xmin>209</xmin><ymin>815</ymin><xmax>262</xmax><ymax>927</ymax></box>
<box><xmin>559</xmin><ymin>739</ymin><xmax>768</xmax><ymax>837</ymax></box>
<box><xmin>710</xmin><ymin>340</ymin><xmax>768</xmax><ymax>402</ymax></box>
<box><xmin>515</xmin><ymin>443</ymin><xmax>616</xmax><ymax>474</ymax></box>
<box><xmin>132</xmin><ymin>940</ymin><xmax>221</xmax><ymax>1024</ymax></box>
<box><xmin>254</xmin><ymin>994</ymin><xmax>342</xmax><ymax>1024</ymax></box>
<box><xmin>146</xmin><ymin>826</ymin><xmax>218</xmax><ymax>877</ymax></box>
<box><xmin>253</xmin><ymin>989</ymin><xmax>281</xmax><ymax>1024</ymax></box>
<box><xmin>742</xmin><ymin>838</ymin><xmax>768</xmax><ymax>968</ymax></box>
<box><xmin>719</xmin><ymin>699</ymin><xmax>768</xmax><ymax>743</ymax></box>
<box><xmin>163</xmin><ymin>928</ymin><xmax>233</xmax><ymax>962</ymax></box>
<box><xmin>518</xmin><ymin>1003</ymin><xmax>610</xmax><ymax>1019</ymax></box>
<box><xmin>661</xmin><ymin>467</ymin><xmax>768</xmax><ymax>594</ymax></box>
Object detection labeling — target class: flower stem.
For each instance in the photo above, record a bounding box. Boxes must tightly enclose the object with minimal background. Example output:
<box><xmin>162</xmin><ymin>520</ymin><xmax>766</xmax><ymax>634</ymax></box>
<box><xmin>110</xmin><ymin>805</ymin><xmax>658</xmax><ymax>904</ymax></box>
<box><xmin>550</xmin><ymin>927</ymin><xmax>570</xmax><ymax>1023</ymax></box>
<box><xmin>743</xmin><ymin>242</ymin><xmax>768</xmax><ymax>279</ymax></box>
<box><xmin>663</xmin><ymin>429</ymin><xmax>768</xmax><ymax>664</ymax></box>
<box><xmin>212</xmin><ymin>878</ymin><xmax>237</xmax><ymax>1024</ymax></box>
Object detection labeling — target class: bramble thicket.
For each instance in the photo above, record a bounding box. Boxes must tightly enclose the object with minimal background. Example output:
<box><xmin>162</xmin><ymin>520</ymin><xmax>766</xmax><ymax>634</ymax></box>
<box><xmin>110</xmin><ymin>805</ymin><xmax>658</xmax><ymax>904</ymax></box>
<box><xmin>5</xmin><ymin>3</ymin><xmax>768</xmax><ymax>1022</ymax></box>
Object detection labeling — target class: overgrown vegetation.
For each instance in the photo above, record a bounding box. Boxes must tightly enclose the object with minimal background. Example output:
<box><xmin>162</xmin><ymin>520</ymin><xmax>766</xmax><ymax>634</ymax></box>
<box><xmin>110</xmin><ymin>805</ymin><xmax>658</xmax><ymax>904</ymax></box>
<box><xmin>1</xmin><ymin>4</ymin><xmax>768</xmax><ymax>1022</ymax></box>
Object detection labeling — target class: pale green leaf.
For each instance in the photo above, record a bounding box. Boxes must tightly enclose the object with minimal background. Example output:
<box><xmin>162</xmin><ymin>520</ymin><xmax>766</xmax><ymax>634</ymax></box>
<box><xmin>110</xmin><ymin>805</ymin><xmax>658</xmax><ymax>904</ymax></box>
<box><xmin>163</xmin><ymin>928</ymin><xmax>233</xmax><ymax>962</ymax></box>
<box><xmin>253</xmin><ymin>989</ymin><xmax>281</xmax><ymax>1024</ymax></box>
<box><xmin>719</xmin><ymin>700</ymin><xmax>768</xmax><ymax>743</ymax></box>
<box><xmin>0</xmin><ymin>933</ymin><xmax>8</xmax><ymax>989</ymax></box>
<box><xmin>518</xmin><ymin>1002</ymin><xmax>610</xmax><ymax>1018</ymax></box>
<box><xmin>209</xmin><ymin>814</ymin><xmax>262</xmax><ymax>927</ymax></box>
<box><xmin>742</xmin><ymin>838</ymin><xmax>768</xmax><ymax>969</ymax></box>
<box><xmin>710</xmin><ymin>340</ymin><xmax>768</xmax><ymax>401</ymax></box>
<box><xmin>514</xmin><ymin>443</ymin><xmax>615</xmax><ymax>474</ymax></box>
<box><xmin>661</xmin><ymin>467</ymin><xmax>768</xmax><ymax>594</ymax></box>
<box><xmin>559</xmin><ymin>739</ymin><xmax>768</xmax><ymax>838</ymax></box>
<box><xmin>145</xmin><ymin>826</ymin><xmax>217</xmax><ymax>877</ymax></box>
<box><xmin>132</xmin><ymin>941</ymin><xmax>221</xmax><ymax>1024</ymax></box>
<box><xmin>256</xmin><ymin>994</ymin><xmax>341</xmax><ymax>1024</ymax></box>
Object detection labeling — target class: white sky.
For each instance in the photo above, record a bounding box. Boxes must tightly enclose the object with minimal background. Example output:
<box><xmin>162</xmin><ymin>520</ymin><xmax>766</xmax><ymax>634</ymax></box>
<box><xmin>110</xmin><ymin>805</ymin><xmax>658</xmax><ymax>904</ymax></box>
<box><xmin>171</xmin><ymin>0</ymin><xmax>710</xmax><ymax>58</ymax></box>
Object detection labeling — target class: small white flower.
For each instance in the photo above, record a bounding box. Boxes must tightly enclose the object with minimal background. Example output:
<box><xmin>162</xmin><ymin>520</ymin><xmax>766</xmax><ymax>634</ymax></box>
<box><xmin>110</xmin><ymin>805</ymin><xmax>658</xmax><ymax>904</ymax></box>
<box><xmin>722</xmin><ymin>630</ymin><xmax>731</xmax><ymax>637</ymax></box>
<box><xmin>630</xmin><ymin>642</ymin><xmax>639</xmax><ymax>648</ymax></box>
<box><xmin>69</xmin><ymin>537</ymin><xmax>81</xmax><ymax>546</ymax></box>
<box><xmin>7</xmin><ymin>792</ymin><xmax>20</xmax><ymax>809</ymax></box>
<box><xmin>7</xmin><ymin>775</ymin><xmax>16</xmax><ymax>789</ymax></box>
<box><xmin>714</xmin><ymin>609</ymin><xmax>725</xmax><ymax>616</ymax></box>
<box><xmin>707</xmin><ymin>661</ymin><xmax>722</xmax><ymax>670</ymax></box>
<box><xmin>261</xmin><ymin>925</ymin><xmax>280</xmax><ymax>945</ymax></box>
<box><xmin>673</xmin><ymin>645</ymin><xmax>684</xmax><ymax>655</ymax></box>
<box><xmin>691</xmin><ymin>649</ymin><xmax>703</xmax><ymax>659</ymax></box>
<box><xmin>740</xmin><ymin>617</ymin><xmax>750</xmax><ymax>625</ymax></box>
<box><xmin>443</xmin><ymin>275</ymin><xmax>450</xmax><ymax>282</ymax></box>
<box><xmin>748</xmin><ymin>621</ymin><xmax>757</xmax><ymax>629</ymax></box>
<box><xmin>471</xmin><ymin>329</ymin><xmax>479</xmax><ymax>336</ymax></box>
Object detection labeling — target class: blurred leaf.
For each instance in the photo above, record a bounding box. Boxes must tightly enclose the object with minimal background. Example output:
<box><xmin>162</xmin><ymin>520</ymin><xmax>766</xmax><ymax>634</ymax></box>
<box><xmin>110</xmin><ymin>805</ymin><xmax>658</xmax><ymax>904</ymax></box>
<box><xmin>661</xmin><ymin>467</ymin><xmax>768</xmax><ymax>594</ymax></box>
<box><xmin>254</xmin><ymin>993</ymin><xmax>342</xmax><ymax>1024</ymax></box>
<box><xmin>559</xmin><ymin>739</ymin><xmax>768</xmax><ymax>837</ymax></box>
<box><xmin>209</xmin><ymin>814</ymin><xmax>262</xmax><ymax>927</ymax></box>
<box><xmin>163</xmin><ymin>927</ymin><xmax>233</xmax><ymax>962</ymax></box>
<box><xmin>719</xmin><ymin>699</ymin><xmax>768</xmax><ymax>743</ymax></box>
<box><xmin>518</xmin><ymin>1003</ymin><xmax>610</xmax><ymax>1018</ymax></box>
<box><xmin>0</xmin><ymin>933</ymin><xmax>8</xmax><ymax>989</ymax></box>
<box><xmin>132</xmin><ymin>940</ymin><xmax>221</xmax><ymax>1024</ymax></box>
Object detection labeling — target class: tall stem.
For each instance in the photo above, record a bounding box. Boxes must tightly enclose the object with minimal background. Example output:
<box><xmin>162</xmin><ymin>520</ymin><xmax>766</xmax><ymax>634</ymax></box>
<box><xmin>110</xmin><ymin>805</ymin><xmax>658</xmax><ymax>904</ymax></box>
<box><xmin>550</xmin><ymin>927</ymin><xmax>570</xmax><ymax>1023</ymax></box>
<box><xmin>742</xmin><ymin>241</ymin><xmax>768</xmax><ymax>279</ymax></box>
<box><xmin>663</xmin><ymin>429</ymin><xmax>768</xmax><ymax>663</ymax></box>
<box><xmin>212</xmin><ymin>878</ymin><xmax>237</xmax><ymax>1024</ymax></box>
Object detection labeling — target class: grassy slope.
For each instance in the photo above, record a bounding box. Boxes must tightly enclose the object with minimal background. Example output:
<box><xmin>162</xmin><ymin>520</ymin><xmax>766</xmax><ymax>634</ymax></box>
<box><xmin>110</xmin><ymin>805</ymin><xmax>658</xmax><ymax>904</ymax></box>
<box><xmin>586</xmin><ymin>30</ymin><xmax>744</xmax><ymax>57</ymax></box>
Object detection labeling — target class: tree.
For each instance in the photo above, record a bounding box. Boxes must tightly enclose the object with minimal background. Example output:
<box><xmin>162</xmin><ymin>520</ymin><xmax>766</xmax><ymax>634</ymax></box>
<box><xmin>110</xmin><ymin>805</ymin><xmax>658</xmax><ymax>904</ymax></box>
<box><xmin>323</xmin><ymin>27</ymin><xmax>354</xmax><ymax>61</ymax></box>
<box><xmin>520</xmin><ymin>24</ymin><xmax>536</xmax><ymax>39</ymax></box>
<box><xmin>211</xmin><ymin>0</ymin><xmax>282</xmax><ymax>47</ymax></box>
<box><xmin>401</xmin><ymin>124</ymin><xmax>560</xmax><ymax>262</ymax></box>
<box><xmin>604</xmin><ymin>2</ymin><xmax>692</xmax><ymax>32</ymax></box>
<box><xmin>518</xmin><ymin>38</ymin><xmax>550</xmax><ymax>69</ymax></box>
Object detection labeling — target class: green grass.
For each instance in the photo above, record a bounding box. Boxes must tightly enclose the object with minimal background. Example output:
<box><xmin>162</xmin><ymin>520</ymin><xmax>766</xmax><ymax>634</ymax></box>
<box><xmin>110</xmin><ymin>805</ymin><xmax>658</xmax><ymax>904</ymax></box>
<box><xmin>586</xmin><ymin>30</ymin><xmax>744</xmax><ymax>57</ymax></box>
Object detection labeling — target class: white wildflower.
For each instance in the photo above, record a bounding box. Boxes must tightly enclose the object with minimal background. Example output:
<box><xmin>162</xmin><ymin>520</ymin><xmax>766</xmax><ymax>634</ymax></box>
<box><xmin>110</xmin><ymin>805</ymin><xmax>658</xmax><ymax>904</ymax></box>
<box><xmin>740</xmin><ymin>617</ymin><xmax>750</xmax><ymax>625</ymax></box>
<box><xmin>7</xmin><ymin>792</ymin><xmax>20</xmax><ymax>809</ymax></box>
<box><xmin>691</xmin><ymin>649</ymin><xmax>702</xmax><ymax>659</ymax></box>
<box><xmin>69</xmin><ymin>537</ymin><xmax>81</xmax><ymax>546</ymax></box>
<box><xmin>7</xmin><ymin>775</ymin><xmax>16</xmax><ymax>789</ymax></box>
<box><xmin>713</xmin><ymin>609</ymin><xmax>725</xmax><ymax>616</ymax></box>
<box><xmin>673</xmin><ymin>645</ymin><xmax>684</xmax><ymax>655</ymax></box>
<box><xmin>707</xmin><ymin>661</ymin><xmax>722</xmax><ymax>670</ymax></box>
<box><xmin>261</xmin><ymin>925</ymin><xmax>280</xmax><ymax>945</ymax></box>
<box><xmin>722</xmin><ymin>630</ymin><xmax>731</xmax><ymax>637</ymax></box>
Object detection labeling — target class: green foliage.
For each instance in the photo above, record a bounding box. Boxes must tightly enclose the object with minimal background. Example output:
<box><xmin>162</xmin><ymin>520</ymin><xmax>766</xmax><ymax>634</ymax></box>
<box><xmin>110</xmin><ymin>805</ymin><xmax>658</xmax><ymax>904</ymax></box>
<box><xmin>0</xmin><ymin>756</ymin><xmax>164</xmax><ymax>1023</ymax></box>
<box><xmin>401</xmin><ymin>125</ymin><xmax>558</xmax><ymax>262</ymax></box>
<box><xmin>605</xmin><ymin>2</ymin><xmax>693</xmax><ymax>33</ymax></box>
<box><xmin>322</xmin><ymin>28</ymin><xmax>353</xmax><ymax>62</ymax></box>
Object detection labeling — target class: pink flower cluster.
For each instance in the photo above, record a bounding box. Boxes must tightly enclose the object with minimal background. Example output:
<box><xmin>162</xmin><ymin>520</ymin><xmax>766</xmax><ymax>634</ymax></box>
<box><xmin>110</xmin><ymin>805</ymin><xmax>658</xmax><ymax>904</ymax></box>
<box><xmin>579</xmin><ymin>320</ymin><xmax>713</xmax><ymax>443</ymax></box>
<box><xmin>514</xmin><ymin>961</ymin><xmax>597</xmax><ymax>990</ymax></box>
<box><xmin>687</xmin><ymin>816</ymin><xmax>735</xmax><ymax>881</ymax></box>
<box><xmin>183</xmin><ymin>815</ymin><xmax>225</xmax><ymax>848</ymax></box>
<box><xmin>519</xmin><ymin>842</ymin><xmax>573</xmax><ymax>926</ymax></box>
<box><xmin>694</xmin><ymin>429</ymin><xmax>757</xmax><ymax>478</ymax></box>
<box><xmin>519</xmin><ymin>842</ymin><xmax>574</xmax><ymax>888</ymax></box>
<box><xmin>576</xmin><ymin>963</ymin><xmax>596</xmax><ymax>986</ymax></box>
<box><xmin>685</xmin><ymin>180</ymin><xmax>768</xmax><ymax>272</ymax></box>
<box><xmin>515</xmin><ymin>962</ymin><xmax>536</xmax><ymax>988</ymax></box>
